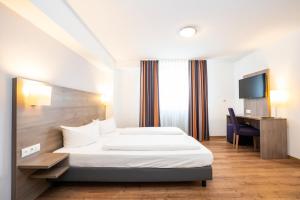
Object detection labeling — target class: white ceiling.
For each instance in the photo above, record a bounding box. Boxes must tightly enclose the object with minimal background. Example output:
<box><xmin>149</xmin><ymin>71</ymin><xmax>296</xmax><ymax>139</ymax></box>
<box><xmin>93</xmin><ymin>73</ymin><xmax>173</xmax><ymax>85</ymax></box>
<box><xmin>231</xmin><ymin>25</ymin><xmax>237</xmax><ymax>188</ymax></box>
<box><xmin>3</xmin><ymin>0</ymin><xmax>300</xmax><ymax>67</ymax></box>
<box><xmin>66</xmin><ymin>0</ymin><xmax>300</xmax><ymax>63</ymax></box>
<box><xmin>1</xmin><ymin>0</ymin><xmax>115</xmax><ymax>69</ymax></box>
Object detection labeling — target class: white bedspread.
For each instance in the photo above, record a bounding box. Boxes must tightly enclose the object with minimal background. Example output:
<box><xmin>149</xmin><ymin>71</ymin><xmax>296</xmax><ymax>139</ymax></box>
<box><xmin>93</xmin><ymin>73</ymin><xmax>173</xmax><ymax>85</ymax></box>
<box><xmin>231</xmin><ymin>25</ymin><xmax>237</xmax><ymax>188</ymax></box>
<box><xmin>55</xmin><ymin>127</ymin><xmax>214</xmax><ymax>168</ymax></box>
<box><xmin>54</xmin><ymin>132</ymin><xmax>213</xmax><ymax>168</ymax></box>
<box><xmin>117</xmin><ymin>127</ymin><xmax>185</xmax><ymax>135</ymax></box>
<box><xmin>102</xmin><ymin>134</ymin><xmax>202</xmax><ymax>151</ymax></box>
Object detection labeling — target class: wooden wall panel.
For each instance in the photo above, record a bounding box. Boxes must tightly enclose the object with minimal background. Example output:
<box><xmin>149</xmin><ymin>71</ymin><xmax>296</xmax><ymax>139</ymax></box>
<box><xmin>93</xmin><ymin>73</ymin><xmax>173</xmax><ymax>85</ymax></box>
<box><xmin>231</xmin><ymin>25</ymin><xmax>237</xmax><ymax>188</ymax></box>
<box><xmin>243</xmin><ymin>69</ymin><xmax>271</xmax><ymax>117</ymax></box>
<box><xmin>12</xmin><ymin>78</ymin><xmax>106</xmax><ymax>200</ymax></box>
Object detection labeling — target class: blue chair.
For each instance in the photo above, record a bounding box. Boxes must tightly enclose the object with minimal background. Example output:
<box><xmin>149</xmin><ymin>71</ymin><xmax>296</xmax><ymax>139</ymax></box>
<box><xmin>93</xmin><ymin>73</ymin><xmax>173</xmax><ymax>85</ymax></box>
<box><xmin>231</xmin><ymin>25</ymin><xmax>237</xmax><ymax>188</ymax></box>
<box><xmin>228</xmin><ymin>108</ymin><xmax>260</xmax><ymax>151</ymax></box>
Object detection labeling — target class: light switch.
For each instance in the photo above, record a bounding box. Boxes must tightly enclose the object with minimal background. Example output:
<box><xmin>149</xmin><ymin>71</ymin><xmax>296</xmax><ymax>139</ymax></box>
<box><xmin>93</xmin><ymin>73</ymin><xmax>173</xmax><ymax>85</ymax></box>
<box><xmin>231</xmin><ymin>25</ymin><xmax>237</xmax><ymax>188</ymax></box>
<box><xmin>246</xmin><ymin>109</ymin><xmax>252</xmax><ymax>114</ymax></box>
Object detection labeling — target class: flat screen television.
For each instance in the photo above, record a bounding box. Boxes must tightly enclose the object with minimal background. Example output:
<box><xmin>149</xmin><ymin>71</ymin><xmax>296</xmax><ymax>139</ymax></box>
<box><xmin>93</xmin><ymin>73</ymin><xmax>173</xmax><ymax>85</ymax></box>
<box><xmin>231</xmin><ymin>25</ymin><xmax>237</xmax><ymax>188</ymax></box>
<box><xmin>239</xmin><ymin>73</ymin><xmax>266</xmax><ymax>99</ymax></box>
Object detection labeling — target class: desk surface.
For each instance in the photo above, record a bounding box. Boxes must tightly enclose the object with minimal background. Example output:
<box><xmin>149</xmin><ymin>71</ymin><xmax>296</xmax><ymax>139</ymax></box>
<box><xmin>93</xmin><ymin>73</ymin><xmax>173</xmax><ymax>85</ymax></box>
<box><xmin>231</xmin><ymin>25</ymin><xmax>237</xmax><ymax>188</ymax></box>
<box><xmin>227</xmin><ymin>115</ymin><xmax>285</xmax><ymax>121</ymax></box>
<box><xmin>236</xmin><ymin>115</ymin><xmax>262</xmax><ymax>120</ymax></box>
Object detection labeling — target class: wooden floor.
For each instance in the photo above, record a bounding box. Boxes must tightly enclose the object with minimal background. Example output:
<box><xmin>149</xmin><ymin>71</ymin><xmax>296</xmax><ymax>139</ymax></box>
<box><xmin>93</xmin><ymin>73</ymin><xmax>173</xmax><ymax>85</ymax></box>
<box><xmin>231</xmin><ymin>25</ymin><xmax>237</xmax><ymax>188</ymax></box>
<box><xmin>38</xmin><ymin>137</ymin><xmax>300</xmax><ymax>200</ymax></box>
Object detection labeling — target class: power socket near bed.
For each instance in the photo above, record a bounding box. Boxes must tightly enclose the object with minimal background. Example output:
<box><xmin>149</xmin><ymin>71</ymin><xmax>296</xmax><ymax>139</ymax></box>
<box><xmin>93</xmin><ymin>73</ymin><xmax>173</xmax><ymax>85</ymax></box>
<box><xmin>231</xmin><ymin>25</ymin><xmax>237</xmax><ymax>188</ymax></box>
<box><xmin>21</xmin><ymin>143</ymin><xmax>40</xmax><ymax>158</ymax></box>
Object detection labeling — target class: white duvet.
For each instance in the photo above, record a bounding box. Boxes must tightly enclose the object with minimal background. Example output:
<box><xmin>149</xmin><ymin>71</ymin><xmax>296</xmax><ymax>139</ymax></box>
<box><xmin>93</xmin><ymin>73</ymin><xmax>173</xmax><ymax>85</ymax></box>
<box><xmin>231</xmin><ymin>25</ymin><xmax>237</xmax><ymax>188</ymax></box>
<box><xmin>102</xmin><ymin>134</ymin><xmax>202</xmax><ymax>151</ymax></box>
<box><xmin>118</xmin><ymin>127</ymin><xmax>185</xmax><ymax>135</ymax></box>
<box><xmin>55</xmin><ymin>131</ymin><xmax>214</xmax><ymax>168</ymax></box>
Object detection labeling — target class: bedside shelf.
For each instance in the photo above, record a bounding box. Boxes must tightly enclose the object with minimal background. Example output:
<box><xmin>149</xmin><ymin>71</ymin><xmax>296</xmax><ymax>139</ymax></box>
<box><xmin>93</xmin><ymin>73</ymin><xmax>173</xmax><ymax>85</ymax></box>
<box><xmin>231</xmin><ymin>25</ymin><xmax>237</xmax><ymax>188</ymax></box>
<box><xmin>31</xmin><ymin>166</ymin><xmax>69</xmax><ymax>179</ymax></box>
<box><xmin>18</xmin><ymin>153</ymin><xmax>69</xmax><ymax>169</ymax></box>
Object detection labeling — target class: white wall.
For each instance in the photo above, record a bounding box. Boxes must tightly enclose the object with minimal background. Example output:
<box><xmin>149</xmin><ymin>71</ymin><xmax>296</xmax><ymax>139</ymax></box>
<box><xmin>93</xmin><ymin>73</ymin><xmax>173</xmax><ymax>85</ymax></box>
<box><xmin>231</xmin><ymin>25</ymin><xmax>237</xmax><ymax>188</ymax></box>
<box><xmin>0</xmin><ymin>4</ymin><xmax>114</xmax><ymax>200</ymax></box>
<box><xmin>114</xmin><ymin>60</ymin><xmax>235</xmax><ymax>137</ymax></box>
<box><xmin>0</xmin><ymin>71</ymin><xmax>12</xmax><ymax>200</ymax></box>
<box><xmin>234</xmin><ymin>30</ymin><xmax>300</xmax><ymax>159</ymax></box>
<box><xmin>114</xmin><ymin>68</ymin><xmax>140</xmax><ymax>127</ymax></box>
<box><xmin>207</xmin><ymin>60</ymin><xmax>235</xmax><ymax>136</ymax></box>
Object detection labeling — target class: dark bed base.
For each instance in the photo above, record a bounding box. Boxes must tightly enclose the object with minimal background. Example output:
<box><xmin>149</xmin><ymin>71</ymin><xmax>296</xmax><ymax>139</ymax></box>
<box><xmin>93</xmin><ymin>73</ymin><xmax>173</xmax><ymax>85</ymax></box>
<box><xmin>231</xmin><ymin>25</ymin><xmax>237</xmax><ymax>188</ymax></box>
<box><xmin>55</xmin><ymin>166</ymin><xmax>212</xmax><ymax>187</ymax></box>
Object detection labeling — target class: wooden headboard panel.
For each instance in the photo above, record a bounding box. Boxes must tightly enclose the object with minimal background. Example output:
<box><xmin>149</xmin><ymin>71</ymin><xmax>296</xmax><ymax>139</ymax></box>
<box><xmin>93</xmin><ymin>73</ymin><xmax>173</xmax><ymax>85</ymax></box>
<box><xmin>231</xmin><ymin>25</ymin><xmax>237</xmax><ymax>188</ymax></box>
<box><xmin>12</xmin><ymin>77</ymin><xmax>106</xmax><ymax>200</ymax></box>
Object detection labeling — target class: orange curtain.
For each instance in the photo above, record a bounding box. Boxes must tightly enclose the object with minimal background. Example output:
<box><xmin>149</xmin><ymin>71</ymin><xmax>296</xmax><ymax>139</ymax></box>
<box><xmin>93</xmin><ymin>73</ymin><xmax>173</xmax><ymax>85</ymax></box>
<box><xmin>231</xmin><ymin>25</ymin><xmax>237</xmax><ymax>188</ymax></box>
<box><xmin>139</xmin><ymin>60</ymin><xmax>160</xmax><ymax>127</ymax></box>
<box><xmin>188</xmin><ymin>60</ymin><xmax>209</xmax><ymax>141</ymax></box>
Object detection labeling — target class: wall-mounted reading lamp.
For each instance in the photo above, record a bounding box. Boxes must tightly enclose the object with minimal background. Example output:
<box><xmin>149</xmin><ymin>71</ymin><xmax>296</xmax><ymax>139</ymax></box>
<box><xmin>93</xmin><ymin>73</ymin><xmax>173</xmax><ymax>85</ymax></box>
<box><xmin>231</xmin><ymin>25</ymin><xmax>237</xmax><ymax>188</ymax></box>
<box><xmin>22</xmin><ymin>79</ymin><xmax>52</xmax><ymax>106</ymax></box>
<box><xmin>99</xmin><ymin>94</ymin><xmax>112</xmax><ymax>119</ymax></box>
<box><xmin>100</xmin><ymin>94</ymin><xmax>110</xmax><ymax>106</ymax></box>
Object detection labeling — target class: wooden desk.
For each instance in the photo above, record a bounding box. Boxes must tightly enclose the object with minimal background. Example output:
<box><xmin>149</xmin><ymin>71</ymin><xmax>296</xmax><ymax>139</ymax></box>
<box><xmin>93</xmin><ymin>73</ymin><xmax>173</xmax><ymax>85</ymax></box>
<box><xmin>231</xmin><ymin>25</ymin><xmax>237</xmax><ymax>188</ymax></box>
<box><xmin>226</xmin><ymin>115</ymin><xmax>287</xmax><ymax>159</ymax></box>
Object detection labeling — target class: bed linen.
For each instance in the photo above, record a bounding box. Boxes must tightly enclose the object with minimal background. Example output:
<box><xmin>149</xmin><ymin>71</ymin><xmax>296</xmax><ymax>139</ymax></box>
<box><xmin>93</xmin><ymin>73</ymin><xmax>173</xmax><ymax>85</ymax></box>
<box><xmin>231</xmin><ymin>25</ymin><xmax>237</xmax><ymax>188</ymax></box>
<box><xmin>102</xmin><ymin>134</ymin><xmax>201</xmax><ymax>151</ymax></box>
<box><xmin>117</xmin><ymin>127</ymin><xmax>185</xmax><ymax>135</ymax></box>
<box><xmin>54</xmin><ymin>132</ymin><xmax>213</xmax><ymax>168</ymax></box>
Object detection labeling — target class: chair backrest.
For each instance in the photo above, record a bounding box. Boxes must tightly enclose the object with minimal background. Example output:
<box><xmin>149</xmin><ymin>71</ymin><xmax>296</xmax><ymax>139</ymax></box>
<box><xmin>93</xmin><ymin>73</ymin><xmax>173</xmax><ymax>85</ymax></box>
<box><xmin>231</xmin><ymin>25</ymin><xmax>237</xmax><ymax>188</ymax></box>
<box><xmin>228</xmin><ymin>108</ymin><xmax>240</xmax><ymax>133</ymax></box>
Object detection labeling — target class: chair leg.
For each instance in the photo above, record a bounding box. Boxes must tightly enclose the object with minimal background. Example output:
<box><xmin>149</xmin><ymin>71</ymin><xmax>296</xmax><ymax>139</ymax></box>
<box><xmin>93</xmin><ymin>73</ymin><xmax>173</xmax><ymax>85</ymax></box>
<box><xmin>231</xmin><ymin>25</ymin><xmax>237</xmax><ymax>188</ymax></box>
<box><xmin>201</xmin><ymin>180</ymin><xmax>207</xmax><ymax>187</ymax></box>
<box><xmin>236</xmin><ymin>135</ymin><xmax>239</xmax><ymax>150</ymax></box>
<box><xmin>233</xmin><ymin>132</ymin><xmax>236</xmax><ymax>147</ymax></box>
<box><xmin>253</xmin><ymin>136</ymin><xmax>256</xmax><ymax>151</ymax></box>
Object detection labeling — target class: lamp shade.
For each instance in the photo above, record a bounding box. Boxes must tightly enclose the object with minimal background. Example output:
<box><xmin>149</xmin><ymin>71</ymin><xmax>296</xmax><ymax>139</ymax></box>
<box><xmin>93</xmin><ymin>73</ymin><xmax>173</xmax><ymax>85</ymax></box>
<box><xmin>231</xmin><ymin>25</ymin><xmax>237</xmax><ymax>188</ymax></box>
<box><xmin>22</xmin><ymin>79</ymin><xmax>52</xmax><ymax>106</ymax></box>
<box><xmin>270</xmin><ymin>90</ymin><xmax>288</xmax><ymax>104</ymax></box>
<box><xmin>100</xmin><ymin>94</ymin><xmax>110</xmax><ymax>105</ymax></box>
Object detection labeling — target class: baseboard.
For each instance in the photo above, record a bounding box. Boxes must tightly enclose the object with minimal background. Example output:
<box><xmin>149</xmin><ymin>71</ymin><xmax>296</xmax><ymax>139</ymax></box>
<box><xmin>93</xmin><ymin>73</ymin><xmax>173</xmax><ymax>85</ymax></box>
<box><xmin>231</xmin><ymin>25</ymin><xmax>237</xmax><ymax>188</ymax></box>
<box><xmin>288</xmin><ymin>155</ymin><xmax>300</xmax><ymax>160</ymax></box>
<box><xmin>209</xmin><ymin>136</ymin><xmax>226</xmax><ymax>139</ymax></box>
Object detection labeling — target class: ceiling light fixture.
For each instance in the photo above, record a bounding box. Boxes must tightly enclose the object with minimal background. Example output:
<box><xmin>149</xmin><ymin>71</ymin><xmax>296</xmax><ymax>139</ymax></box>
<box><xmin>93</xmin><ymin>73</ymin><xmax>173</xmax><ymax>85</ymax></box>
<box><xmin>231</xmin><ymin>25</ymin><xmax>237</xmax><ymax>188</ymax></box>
<box><xmin>179</xmin><ymin>26</ymin><xmax>197</xmax><ymax>38</ymax></box>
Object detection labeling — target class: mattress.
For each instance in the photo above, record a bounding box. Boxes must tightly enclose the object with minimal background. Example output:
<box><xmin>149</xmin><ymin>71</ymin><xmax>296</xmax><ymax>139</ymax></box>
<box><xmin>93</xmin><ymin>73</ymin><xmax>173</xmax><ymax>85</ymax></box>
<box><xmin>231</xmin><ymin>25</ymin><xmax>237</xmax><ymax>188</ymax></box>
<box><xmin>54</xmin><ymin>132</ymin><xmax>214</xmax><ymax>168</ymax></box>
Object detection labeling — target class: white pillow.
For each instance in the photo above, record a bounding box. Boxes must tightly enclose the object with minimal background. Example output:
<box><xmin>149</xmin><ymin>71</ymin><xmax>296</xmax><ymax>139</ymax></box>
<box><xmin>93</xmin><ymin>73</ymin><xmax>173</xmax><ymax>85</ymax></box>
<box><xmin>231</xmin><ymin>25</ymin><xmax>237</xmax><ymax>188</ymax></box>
<box><xmin>94</xmin><ymin>118</ymin><xmax>116</xmax><ymax>135</ymax></box>
<box><xmin>61</xmin><ymin>121</ymin><xmax>99</xmax><ymax>148</ymax></box>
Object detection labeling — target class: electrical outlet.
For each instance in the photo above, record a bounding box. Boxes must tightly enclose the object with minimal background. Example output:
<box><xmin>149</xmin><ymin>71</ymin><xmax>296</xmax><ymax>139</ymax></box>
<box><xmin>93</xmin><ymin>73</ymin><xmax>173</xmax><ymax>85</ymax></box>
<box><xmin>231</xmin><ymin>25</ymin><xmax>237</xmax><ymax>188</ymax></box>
<box><xmin>21</xmin><ymin>143</ymin><xmax>40</xmax><ymax>158</ymax></box>
<box><xmin>246</xmin><ymin>109</ymin><xmax>252</xmax><ymax>114</ymax></box>
<box><xmin>21</xmin><ymin>148</ymin><xmax>30</xmax><ymax>158</ymax></box>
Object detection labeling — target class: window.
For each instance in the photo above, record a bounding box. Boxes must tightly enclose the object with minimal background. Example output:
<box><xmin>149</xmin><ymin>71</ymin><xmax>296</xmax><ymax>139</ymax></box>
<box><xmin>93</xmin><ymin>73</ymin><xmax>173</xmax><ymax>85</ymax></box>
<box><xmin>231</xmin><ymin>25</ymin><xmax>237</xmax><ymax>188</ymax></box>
<box><xmin>159</xmin><ymin>60</ymin><xmax>189</xmax><ymax>132</ymax></box>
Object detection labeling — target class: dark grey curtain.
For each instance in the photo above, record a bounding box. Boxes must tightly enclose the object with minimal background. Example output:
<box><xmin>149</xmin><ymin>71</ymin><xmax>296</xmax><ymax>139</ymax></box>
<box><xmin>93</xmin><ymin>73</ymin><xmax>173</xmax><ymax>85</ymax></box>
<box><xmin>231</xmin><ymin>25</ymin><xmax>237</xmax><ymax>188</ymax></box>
<box><xmin>139</xmin><ymin>60</ymin><xmax>160</xmax><ymax>127</ymax></box>
<box><xmin>188</xmin><ymin>60</ymin><xmax>209</xmax><ymax>141</ymax></box>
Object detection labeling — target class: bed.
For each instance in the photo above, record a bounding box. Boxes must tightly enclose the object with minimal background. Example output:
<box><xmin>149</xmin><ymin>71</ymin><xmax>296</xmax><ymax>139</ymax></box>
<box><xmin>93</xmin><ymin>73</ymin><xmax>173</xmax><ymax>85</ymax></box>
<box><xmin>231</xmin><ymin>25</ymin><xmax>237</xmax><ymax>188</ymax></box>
<box><xmin>54</xmin><ymin>127</ymin><xmax>213</xmax><ymax>186</ymax></box>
